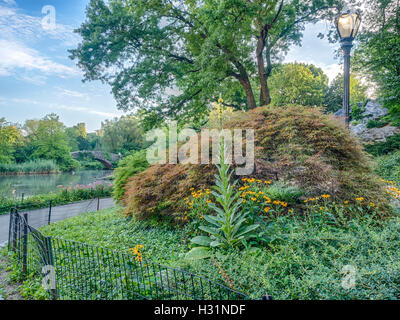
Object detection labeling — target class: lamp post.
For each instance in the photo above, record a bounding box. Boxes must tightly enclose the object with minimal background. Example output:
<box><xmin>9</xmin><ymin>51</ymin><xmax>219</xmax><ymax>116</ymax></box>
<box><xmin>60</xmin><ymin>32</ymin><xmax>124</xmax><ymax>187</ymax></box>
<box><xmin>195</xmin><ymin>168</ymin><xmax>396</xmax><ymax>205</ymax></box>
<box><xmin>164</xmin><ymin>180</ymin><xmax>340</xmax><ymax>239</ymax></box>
<box><xmin>335</xmin><ymin>10</ymin><xmax>361</xmax><ymax>126</ymax></box>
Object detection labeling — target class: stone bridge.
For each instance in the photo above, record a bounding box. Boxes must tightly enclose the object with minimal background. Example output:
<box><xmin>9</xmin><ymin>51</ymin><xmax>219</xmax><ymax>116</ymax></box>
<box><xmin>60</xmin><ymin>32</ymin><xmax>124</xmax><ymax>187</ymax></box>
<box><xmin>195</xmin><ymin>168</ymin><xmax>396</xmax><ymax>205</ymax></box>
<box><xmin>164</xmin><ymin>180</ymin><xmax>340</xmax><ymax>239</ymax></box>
<box><xmin>71</xmin><ymin>151</ymin><xmax>122</xmax><ymax>169</ymax></box>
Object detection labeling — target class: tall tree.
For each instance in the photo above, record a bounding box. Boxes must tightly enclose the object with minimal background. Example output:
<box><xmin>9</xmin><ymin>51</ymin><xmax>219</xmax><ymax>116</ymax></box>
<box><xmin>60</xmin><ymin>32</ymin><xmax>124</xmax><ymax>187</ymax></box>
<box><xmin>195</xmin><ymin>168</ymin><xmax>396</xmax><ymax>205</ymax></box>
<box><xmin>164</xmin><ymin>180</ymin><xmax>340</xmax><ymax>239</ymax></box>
<box><xmin>269</xmin><ymin>62</ymin><xmax>329</xmax><ymax>106</ymax></box>
<box><xmin>324</xmin><ymin>73</ymin><xmax>368</xmax><ymax>113</ymax></box>
<box><xmin>24</xmin><ymin>114</ymin><xmax>78</xmax><ymax>171</ymax></box>
<box><xmin>101</xmin><ymin>115</ymin><xmax>145</xmax><ymax>154</ymax></box>
<box><xmin>71</xmin><ymin>0</ymin><xmax>343</xmax><ymax>127</ymax></box>
<box><xmin>0</xmin><ymin>118</ymin><xmax>22</xmax><ymax>164</ymax></box>
<box><xmin>353</xmin><ymin>0</ymin><xmax>400</xmax><ymax>125</ymax></box>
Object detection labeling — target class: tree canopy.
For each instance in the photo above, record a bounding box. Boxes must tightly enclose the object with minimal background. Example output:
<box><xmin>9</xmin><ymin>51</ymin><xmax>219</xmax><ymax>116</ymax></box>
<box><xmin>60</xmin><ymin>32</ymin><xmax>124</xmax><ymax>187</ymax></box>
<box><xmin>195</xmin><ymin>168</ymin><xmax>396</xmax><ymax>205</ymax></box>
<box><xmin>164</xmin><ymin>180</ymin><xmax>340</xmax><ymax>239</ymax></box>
<box><xmin>269</xmin><ymin>62</ymin><xmax>329</xmax><ymax>107</ymax></box>
<box><xmin>70</xmin><ymin>0</ymin><xmax>344</xmax><ymax>128</ymax></box>
<box><xmin>354</xmin><ymin>0</ymin><xmax>400</xmax><ymax>125</ymax></box>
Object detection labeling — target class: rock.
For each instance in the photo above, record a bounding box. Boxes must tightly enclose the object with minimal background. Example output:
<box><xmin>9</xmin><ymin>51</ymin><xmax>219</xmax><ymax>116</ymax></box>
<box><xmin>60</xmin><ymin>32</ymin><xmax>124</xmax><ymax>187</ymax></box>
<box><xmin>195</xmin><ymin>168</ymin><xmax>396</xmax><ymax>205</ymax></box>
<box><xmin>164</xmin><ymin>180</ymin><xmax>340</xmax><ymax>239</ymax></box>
<box><xmin>362</xmin><ymin>100</ymin><xmax>388</xmax><ymax>121</ymax></box>
<box><xmin>344</xmin><ymin>100</ymin><xmax>398</xmax><ymax>143</ymax></box>
<box><xmin>350</xmin><ymin>123</ymin><xmax>367</xmax><ymax>137</ymax></box>
<box><xmin>360</xmin><ymin>126</ymin><xmax>400</xmax><ymax>143</ymax></box>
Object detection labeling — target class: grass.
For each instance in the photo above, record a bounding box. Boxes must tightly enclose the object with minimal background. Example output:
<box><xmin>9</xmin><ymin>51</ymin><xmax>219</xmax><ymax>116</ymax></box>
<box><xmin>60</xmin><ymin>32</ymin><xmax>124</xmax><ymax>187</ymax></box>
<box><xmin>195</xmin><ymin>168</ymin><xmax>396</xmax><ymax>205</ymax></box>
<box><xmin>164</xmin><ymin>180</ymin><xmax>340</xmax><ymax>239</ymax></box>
<box><xmin>0</xmin><ymin>160</ymin><xmax>59</xmax><ymax>175</ymax></box>
<box><xmin>29</xmin><ymin>207</ymin><xmax>400</xmax><ymax>300</ymax></box>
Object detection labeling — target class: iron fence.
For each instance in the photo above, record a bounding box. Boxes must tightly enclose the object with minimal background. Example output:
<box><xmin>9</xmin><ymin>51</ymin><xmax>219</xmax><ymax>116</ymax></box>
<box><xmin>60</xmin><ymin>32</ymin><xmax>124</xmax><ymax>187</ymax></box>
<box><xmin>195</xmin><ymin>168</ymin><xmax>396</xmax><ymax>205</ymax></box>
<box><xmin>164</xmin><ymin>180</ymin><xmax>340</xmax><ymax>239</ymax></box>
<box><xmin>8</xmin><ymin>208</ymin><xmax>253</xmax><ymax>300</ymax></box>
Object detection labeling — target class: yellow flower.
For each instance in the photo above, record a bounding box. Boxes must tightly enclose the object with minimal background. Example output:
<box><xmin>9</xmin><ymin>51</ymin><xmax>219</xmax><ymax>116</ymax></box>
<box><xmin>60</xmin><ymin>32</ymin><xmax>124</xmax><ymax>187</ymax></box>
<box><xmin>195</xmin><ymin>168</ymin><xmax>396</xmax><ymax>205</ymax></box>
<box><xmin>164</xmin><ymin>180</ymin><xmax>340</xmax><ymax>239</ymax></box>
<box><xmin>344</xmin><ymin>200</ymin><xmax>349</xmax><ymax>204</ymax></box>
<box><xmin>369</xmin><ymin>202</ymin><xmax>375</xmax><ymax>207</ymax></box>
<box><xmin>218</xmin><ymin>97</ymin><xmax>224</xmax><ymax>104</ymax></box>
<box><xmin>264</xmin><ymin>207</ymin><xmax>271</xmax><ymax>213</ymax></box>
<box><xmin>321</xmin><ymin>194</ymin><xmax>331</xmax><ymax>199</ymax></box>
<box><xmin>251</xmin><ymin>197</ymin><xmax>257</xmax><ymax>201</ymax></box>
<box><xmin>355</xmin><ymin>197</ymin><xmax>364</xmax><ymax>201</ymax></box>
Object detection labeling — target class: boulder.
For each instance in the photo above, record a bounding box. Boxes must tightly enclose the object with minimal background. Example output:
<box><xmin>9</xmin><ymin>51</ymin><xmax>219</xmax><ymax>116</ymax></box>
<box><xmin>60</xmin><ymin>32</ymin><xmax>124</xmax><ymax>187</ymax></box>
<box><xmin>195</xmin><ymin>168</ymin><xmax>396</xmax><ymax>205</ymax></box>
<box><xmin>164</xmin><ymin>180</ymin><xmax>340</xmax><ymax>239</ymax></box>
<box><xmin>344</xmin><ymin>100</ymin><xmax>398</xmax><ymax>143</ymax></box>
<box><xmin>362</xmin><ymin>100</ymin><xmax>388</xmax><ymax>121</ymax></box>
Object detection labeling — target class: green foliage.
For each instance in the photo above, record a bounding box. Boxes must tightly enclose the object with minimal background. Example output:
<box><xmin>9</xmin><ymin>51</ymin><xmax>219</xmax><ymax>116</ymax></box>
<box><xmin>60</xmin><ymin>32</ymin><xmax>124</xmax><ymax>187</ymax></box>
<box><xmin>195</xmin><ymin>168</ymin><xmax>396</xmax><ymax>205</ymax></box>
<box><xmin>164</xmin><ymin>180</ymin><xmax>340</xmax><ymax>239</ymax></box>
<box><xmin>365</xmin><ymin>134</ymin><xmax>400</xmax><ymax>156</ymax></box>
<box><xmin>187</xmin><ymin>147</ymin><xmax>259</xmax><ymax>256</ymax></box>
<box><xmin>0</xmin><ymin>118</ymin><xmax>22</xmax><ymax>164</ymax></box>
<box><xmin>0</xmin><ymin>159</ymin><xmax>59</xmax><ymax>174</ymax></box>
<box><xmin>270</xmin><ymin>63</ymin><xmax>329</xmax><ymax>107</ymax></box>
<box><xmin>263</xmin><ymin>184</ymin><xmax>304</xmax><ymax>204</ymax></box>
<box><xmin>366</xmin><ymin>118</ymin><xmax>389</xmax><ymax>129</ymax></box>
<box><xmin>113</xmin><ymin>150</ymin><xmax>149</xmax><ymax>201</ymax></box>
<box><xmin>324</xmin><ymin>74</ymin><xmax>368</xmax><ymax>114</ymax></box>
<box><xmin>375</xmin><ymin>151</ymin><xmax>400</xmax><ymax>186</ymax></box>
<box><xmin>0</xmin><ymin>183</ymin><xmax>112</xmax><ymax>215</ymax></box>
<box><xmin>18</xmin><ymin>207</ymin><xmax>400</xmax><ymax>300</ymax></box>
<box><xmin>350</xmin><ymin>102</ymin><xmax>366</xmax><ymax>121</ymax></box>
<box><xmin>353</xmin><ymin>0</ymin><xmax>400</xmax><ymax>126</ymax></box>
<box><xmin>101</xmin><ymin>115</ymin><xmax>146</xmax><ymax>154</ymax></box>
<box><xmin>23</xmin><ymin>114</ymin><xmax>79</xmax><ymax>171</ymax></box>
<box><xmin>70</xmin><ymin>0</ymin><xmax>343</xmax><ymax>126</ymax></box>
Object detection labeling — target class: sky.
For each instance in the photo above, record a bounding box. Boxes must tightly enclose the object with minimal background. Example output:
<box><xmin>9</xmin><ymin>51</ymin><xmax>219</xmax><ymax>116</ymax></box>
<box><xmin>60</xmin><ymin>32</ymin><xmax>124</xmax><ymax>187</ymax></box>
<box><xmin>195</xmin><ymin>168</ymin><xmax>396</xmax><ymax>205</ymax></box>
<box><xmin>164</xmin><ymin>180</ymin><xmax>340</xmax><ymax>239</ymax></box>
<box><xmin>0</xmin><ymin>0</ymin><xmax>342</xmax><ymax>132</ymax></box>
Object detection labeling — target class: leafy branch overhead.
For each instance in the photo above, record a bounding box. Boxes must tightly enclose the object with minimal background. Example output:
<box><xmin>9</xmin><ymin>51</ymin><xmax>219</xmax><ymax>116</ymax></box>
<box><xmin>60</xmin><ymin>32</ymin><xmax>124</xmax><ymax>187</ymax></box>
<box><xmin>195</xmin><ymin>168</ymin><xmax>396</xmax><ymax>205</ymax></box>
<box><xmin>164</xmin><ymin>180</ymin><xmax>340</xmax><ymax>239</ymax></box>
<box><xmin>70</xmin><ymin>0</ymin><xmax>344</xmax><ymax>128</ymax></box>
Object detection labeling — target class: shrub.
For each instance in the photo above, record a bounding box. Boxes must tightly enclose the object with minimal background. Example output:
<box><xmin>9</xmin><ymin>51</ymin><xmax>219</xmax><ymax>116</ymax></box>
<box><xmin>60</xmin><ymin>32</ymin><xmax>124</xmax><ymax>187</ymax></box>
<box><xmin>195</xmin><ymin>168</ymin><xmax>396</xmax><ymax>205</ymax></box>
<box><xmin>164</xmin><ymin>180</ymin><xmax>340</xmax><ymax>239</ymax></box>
<box><xmin>113</xmin><ymin>150</ymin><xmax>149</xmax><ymax>201</ymax></box>
<box><xmin>366</xmin><ymin>118</ymin><xmax>389</xmax><ymax>129</ymax></box>
<box><xmin>123</xmin><ymin>106</ymin><xmax>392</xmax><ymax>222</ymax></box>
<box><xmin>365</xmin><ymin>134</ymin><xmax>400</xmax><ymax>156</ymax></box>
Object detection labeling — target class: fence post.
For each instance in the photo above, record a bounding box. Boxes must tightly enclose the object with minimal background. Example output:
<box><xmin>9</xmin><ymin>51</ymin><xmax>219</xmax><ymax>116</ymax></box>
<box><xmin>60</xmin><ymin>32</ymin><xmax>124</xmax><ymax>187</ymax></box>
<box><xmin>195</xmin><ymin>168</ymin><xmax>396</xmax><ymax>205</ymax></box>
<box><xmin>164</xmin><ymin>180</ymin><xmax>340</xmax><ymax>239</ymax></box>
<box><xmin>12</xmin><ymin>208</ymin><xmax>18</xmax><ymax>252</ymax></box>
<box><xmin>97</xmin><ymin>196</ymin><xmax>100</xmax><ymax>211</ymax></box>
<box><xmin>22</xmin><ymin>213</ymin><xmax>28</xmax><ymax>278</ymax></box>
<box><xmin>45</xmin><ymin>237</ymin><xmax>57</xmax><ymax>300</ymax></box>
<box><xmin>8</xmin><ymin>208</ymin><xmax>14</xmax><ymax>251</ymax></box>
<box><xmin>48</xmin><ymin>200</ymin><xmax>53</xmax><ymax>225</ymax></box>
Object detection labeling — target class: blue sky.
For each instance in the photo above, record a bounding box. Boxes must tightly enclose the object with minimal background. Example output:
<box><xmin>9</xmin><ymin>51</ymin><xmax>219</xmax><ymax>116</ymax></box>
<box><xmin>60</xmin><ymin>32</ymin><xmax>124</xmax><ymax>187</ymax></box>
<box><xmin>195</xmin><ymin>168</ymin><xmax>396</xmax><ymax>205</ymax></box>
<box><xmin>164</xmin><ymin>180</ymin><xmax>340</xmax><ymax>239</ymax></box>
<box><xmin>0</xmin><ymin>0</ymin><xmax>341</xmax><ymax>132</ymax></box>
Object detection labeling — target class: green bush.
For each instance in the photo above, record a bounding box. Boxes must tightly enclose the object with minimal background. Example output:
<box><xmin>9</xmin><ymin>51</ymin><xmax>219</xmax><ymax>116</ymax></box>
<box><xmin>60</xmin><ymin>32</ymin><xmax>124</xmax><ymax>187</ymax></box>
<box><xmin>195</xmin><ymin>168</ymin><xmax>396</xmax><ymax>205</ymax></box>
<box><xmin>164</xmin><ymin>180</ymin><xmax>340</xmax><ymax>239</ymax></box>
<box><xmin>113</xmin><ymin>150</ymin><xmax>149</xmax><ymax>201</ymax></box>
<box><xmin>0</xmin><ymin>160</ymin><xmax>59</xmax><ymax>174</ymax></box>
<box><xmin>366</xmin><ymin>118</ymin><xmax>389</xmax><ymax>129</ymax></box>
<box><xmin>365</xmin><ymin>134</ymin><xmax>400</xmax><ymax>156</ymax></box>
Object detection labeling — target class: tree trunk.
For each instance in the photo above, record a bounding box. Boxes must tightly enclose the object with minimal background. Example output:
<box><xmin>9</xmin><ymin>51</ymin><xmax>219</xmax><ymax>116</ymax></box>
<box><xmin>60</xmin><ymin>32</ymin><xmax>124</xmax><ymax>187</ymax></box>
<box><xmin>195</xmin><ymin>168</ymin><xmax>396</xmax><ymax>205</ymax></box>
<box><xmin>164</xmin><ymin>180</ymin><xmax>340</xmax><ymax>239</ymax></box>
<box><xmin>238</xmin><ymin>76</ymin><xmax>257</xmax><ymax>109</ymax></box>
<box><xmin>257</xmin><ymin>33</ymin><xmax>269</xmax><ymax>106</ymax></box>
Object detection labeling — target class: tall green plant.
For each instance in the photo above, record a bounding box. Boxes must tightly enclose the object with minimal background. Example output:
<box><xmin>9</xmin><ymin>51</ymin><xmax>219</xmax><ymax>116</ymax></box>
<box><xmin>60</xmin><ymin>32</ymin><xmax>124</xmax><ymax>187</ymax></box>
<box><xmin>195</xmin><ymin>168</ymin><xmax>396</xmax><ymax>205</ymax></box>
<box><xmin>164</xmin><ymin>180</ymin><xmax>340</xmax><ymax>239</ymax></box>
<box><xmin>186</xmin><ymin>140</ymin><xmax>259</xmax><ymax>260</ymax></box>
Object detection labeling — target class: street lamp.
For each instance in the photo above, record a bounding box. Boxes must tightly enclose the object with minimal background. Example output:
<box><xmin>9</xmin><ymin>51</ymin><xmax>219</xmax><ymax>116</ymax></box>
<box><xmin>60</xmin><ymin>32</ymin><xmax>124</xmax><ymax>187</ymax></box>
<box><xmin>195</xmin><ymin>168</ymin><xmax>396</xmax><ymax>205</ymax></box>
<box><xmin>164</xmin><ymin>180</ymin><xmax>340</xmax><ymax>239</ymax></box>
<box><xmin>335</xmin><ymin>10</ymin><xmax>361</xmax><ymax>126</ymax></box>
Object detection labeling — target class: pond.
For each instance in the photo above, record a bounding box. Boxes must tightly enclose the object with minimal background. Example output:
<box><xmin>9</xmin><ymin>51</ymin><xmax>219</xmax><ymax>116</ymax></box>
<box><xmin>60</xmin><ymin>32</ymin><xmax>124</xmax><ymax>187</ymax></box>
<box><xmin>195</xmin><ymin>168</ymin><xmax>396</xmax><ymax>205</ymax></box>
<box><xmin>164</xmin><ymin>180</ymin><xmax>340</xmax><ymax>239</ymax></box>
<box><xmin>0</xmin><ymin>170</ymin><xmax>112</xmax><ymax>199</ymax></box>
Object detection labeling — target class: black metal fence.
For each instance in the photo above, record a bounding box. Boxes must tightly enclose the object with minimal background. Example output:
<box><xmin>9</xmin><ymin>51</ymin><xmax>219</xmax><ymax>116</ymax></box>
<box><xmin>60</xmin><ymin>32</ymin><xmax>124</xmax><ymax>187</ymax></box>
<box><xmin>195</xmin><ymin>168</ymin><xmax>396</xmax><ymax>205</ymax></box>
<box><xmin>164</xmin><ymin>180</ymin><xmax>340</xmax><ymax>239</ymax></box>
<box><xmin>8</xmin><ymin>208</ymin><xmax>253</xmax><ymax>300</ymax></box>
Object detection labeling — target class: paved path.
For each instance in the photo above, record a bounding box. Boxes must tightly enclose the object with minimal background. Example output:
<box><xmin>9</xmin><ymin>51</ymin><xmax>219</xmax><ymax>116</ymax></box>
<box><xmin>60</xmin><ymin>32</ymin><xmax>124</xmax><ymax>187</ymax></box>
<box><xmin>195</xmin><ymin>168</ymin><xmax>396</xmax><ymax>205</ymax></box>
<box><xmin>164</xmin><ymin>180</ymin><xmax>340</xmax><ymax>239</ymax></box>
<box><xmin>0</xmin><ymin>198</ymin><xmax>115</xmax><ymax>246</ymax></box>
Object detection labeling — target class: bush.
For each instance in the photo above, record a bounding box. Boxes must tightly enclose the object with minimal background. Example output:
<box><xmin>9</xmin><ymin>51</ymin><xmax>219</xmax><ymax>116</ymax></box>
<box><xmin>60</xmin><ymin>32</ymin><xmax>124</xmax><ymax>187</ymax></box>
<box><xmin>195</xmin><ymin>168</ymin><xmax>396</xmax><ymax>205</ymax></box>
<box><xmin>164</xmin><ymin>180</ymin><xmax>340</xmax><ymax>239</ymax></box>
<box><xmin>365</xmin><ymin>134</ymin><xmax>400</xmax><ymax>156</ymax></box>
<box><xmin>366</xmin><ymin>118</ymin><xmax>389</xmax><ymax>129</ymax></box>
<box><xmin>122</xmin><ymin>106</ymin><xmax>392</xmax><ymax>222</ymax></box>
<box><xmin>113</xmin><ymin>150</ymin><xmax>149</xmax><ymax>201</ymax></box>
<box><xmin>0</xmin><ymin>160</ymin><xmax>59</xmax><ymax>174</ymax></box>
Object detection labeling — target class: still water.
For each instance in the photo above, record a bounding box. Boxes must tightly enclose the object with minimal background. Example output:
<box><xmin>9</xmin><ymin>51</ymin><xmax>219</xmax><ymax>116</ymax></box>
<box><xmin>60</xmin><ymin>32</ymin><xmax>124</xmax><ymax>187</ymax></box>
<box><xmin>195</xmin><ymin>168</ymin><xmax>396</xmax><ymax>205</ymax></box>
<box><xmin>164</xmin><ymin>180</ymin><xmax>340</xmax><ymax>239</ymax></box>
<box><xmin>0</xmin><ymin>170</ymin><xmax>112</xmax><ymax>199</ymax></box>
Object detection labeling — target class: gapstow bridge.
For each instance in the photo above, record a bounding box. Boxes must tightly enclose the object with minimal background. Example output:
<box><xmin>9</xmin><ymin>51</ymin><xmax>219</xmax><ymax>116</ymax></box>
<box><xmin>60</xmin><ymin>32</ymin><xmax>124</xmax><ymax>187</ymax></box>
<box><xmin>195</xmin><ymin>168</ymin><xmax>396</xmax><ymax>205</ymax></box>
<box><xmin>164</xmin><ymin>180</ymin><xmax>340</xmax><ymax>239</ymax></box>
<box><xmin>71</xmin><ymin>151</ymin><xmax>122</xmax><ymax>169</ymax></box>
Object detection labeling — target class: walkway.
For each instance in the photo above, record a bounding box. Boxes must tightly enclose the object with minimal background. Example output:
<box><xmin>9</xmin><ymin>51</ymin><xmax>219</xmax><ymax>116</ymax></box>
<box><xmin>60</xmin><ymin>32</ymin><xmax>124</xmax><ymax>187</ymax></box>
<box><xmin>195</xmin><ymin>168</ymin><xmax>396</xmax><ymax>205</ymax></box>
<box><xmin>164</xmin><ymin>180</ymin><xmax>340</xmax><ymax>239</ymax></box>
<box><xmin>0</xmin><ymin>198</ymin><xmax>115</xmax><ymax>246</ymax></box>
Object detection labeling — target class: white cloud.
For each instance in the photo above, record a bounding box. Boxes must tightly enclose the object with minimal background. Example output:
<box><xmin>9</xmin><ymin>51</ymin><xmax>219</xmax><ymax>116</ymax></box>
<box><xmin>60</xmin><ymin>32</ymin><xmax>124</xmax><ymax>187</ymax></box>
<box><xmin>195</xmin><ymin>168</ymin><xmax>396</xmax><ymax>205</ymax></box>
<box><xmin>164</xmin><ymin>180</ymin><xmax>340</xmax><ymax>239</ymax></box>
<box><xmin>2</xmin><ymin>0</ymin><xmax>16</xmax><ymax>6</ymax></box>
<box><xmin>50</xmin><ymin>103</ymin><xmax>123</xmax><ymax>118</ymax></box>
<box><xmin>55</xmin><ymin>87</ymin><xmax>89</xmax><ymax>99</ymax></box>
<box><xmin>0</xmin><ymin>5</ymin><xmax>80</xmax><ymax>46</ymax></box>
<box><xmin>0</xmin><ymin>39</ymin><xmax>79</xmax><ymax>77</ymax></box>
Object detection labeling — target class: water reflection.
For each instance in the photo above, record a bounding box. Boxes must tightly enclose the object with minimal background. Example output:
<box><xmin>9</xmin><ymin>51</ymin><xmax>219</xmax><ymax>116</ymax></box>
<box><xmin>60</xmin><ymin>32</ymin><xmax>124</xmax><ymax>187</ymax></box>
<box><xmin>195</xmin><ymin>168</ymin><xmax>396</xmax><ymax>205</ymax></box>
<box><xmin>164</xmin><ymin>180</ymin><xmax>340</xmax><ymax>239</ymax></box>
<box><xmin>0</xmin><ymin>170</ymin><xmax>112</xmax><ymax>199</ymax></box>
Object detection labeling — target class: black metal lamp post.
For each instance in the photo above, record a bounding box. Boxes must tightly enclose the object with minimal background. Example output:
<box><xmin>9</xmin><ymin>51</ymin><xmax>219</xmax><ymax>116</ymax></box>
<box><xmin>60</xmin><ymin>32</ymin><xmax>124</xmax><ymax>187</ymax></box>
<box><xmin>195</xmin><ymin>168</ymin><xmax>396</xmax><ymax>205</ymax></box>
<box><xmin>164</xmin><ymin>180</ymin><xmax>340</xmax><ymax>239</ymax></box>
<box><xmin>335</xmin><ymin>10</ymin><xmax>361</xmax><ymax>126</ymax></box>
